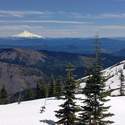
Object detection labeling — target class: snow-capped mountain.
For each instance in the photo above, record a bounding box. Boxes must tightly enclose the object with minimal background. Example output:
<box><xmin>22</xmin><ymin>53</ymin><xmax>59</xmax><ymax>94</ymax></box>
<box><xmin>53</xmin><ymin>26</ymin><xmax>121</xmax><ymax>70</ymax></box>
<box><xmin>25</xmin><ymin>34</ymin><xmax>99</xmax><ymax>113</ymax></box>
<box><xmin>80</xmin><ymin>60</ymin><xmax>125</xmax><ymax>96</ymax></box>
<box><xmin>13</xmin><ymin>31</ymin><xmax>44</xmax><ymax>39</ymax></box>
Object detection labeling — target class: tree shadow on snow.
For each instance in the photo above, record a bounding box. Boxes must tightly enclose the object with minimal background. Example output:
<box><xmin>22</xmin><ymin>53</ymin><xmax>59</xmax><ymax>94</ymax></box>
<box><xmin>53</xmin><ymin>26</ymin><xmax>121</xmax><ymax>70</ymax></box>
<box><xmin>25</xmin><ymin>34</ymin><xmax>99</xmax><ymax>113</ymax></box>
<box><xmin>40</xmin><ymin>119</ymin><xmax>55</xmax><ymax>125</ymax></box>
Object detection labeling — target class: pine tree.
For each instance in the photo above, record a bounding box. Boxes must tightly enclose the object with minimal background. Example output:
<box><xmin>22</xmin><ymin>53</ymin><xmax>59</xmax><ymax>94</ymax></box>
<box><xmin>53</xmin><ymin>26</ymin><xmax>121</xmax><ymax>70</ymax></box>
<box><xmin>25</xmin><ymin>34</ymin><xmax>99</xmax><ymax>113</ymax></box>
<box><xmin>55</xmin><ymin>64</ymin><xmax>78</xmax><ymax>125</ymax></box>
<box><xmin>79</xmin><ymin>35</ymin><xmax>114</xmax><ymax>125</ymax></box>
<box><xmin>79</xmin><ymin>74</ymin><xmax>94</xmax><ymax>125</ymax></box>
<box><xmin>24</xmin><ymin>88</ymin><xmax>34</xmax><ymax>100</ymax></box>
<box><xmin>0</xmin><ymin>85</ymin><xmax>8</xmax><ymax>104</ymax></box>
<box><xmin>119</xmin><ymin>70</ymin><xmax>125</xmax><ymax>96</ymax></box>
<box><xmin>37</xmin><ymin>80</ymin><xmax>48</xmax><ymax>98</ymax></box>
<box><xmin>18</xmin><ymin>88</ymin><xmax>23</xmax><ymax>104</ymax></box>
<box><xmin>49</xmin><ymin>75</ymin><xmax>56</xmax><ymax>97</ymax></box>
<box><xmin>41</xmin><ymin>83</ymin><xmax>48</xmax><ymax>98</ymax></box>
<box><xmin>36</xmin><ymin>83</ymin><xmax>41</xmax><ymax>99</ymax></box>
<box><xmin>55</xmin><ymin>78</ymin><xmax>63</xmax><ymax>98</ymax></box>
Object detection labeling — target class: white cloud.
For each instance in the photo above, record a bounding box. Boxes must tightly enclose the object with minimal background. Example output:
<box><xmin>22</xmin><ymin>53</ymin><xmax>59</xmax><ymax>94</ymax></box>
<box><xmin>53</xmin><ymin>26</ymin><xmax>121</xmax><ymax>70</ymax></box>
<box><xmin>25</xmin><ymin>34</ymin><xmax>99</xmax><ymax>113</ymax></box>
<box><xmin>69</xmin><ymin>13</ymin><xmax>125</xmax><ymax>19</ymax></box>
<box><xmin>99</xmin><ymin>25</ymin><xmax>125</xmax><ymax>30</ymax></box>
<box><xmin>1</xmin><ymin>23</ymin><xmax>125</xmax><ymax>38</ymax></box>
<box><xmin>0</xmin><ymin>20</ymin><xmax>91</xmax><ymax>24</ymax></box>
<box><xmin>0</xmin><ymin>10</ymin><xmax>125</xmax><ymax>20</ymax></box>
<box><xmin>95</xmin><ymin>13</ymin><xmax>125</xmax><ymax>19</ymax></box>
<box><xmin>0</xmin><ymin>10</ymin><xmax>49</xmax><ymax>18</ymax></box>
<box><xmin>20</xmin><ymin>20</ymin><xmax>91</xmax><ymax>24</ymax></box>
<box><xmin>0</xmin><ymin>10</ymin><xmax>85</xmax><ymax>19</ymax></box>
<box><xmin>0</xmin><ymin>10</ymin><xmax>125</xmax><ymax>37</ymax></box>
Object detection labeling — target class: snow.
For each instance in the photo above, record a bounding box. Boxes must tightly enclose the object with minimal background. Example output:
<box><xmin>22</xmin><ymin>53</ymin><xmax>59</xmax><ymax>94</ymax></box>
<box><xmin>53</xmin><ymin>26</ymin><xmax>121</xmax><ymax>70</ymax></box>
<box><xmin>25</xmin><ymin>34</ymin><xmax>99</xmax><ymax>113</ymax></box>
<box><xmin>0</xmin><ymin>95</ymin><xmax>124</xmax><ymax>125</ymax></box>
<box><xmin>13</xmin><ymin>31</ymin><xmax>44</xmax><ymax>38</ymax></box>
<box><xmin>80</xmin><ymin>61</ymin><xmax>125</xmax><ymax>96</ymax></box>
<box><xmin>0</xmin><ymin>98</ymin><xmax>63</xmax><ymax>125</ymax></box>
<box><xmin>109</xmin><ymin>96</ymin><xmax>125</xmax><ymax>125</ymax></box>
<box><xmin>104</xmin><ymin>61</ymin><xmax>125</xmax><ymax>95</ymax></box>
<box><xmin>0</xmin><ymin>61</ymin><xmax>125</xmax><ymax>125</ymax></box>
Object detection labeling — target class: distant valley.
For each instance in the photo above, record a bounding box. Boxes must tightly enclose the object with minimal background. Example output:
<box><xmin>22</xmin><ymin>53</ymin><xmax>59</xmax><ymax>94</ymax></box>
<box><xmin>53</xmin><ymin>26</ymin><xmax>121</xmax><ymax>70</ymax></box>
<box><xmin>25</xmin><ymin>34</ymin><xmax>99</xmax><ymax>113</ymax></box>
<box><xmin>0</xmin><ymin>48</ymin><xmax>123</xmax><ymax>96</ymax></box>
<box><xmin>0</xmin><ymin>37</ymin><xmax>124</xmax><ymax>98</ymax></box>
<box><xmin>0</xmin><ymin>37</ymin><xmax>125</xmax><ymax>54</ymax></box>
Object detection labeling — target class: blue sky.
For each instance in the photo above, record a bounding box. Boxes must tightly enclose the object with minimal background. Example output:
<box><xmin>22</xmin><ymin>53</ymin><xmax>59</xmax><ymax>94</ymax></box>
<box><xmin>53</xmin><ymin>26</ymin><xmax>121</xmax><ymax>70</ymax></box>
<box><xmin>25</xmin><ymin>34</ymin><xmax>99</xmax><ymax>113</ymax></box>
<box><xmin>1</xmin><ymin>0</ymin><xmax>125</xmax><ymax>37</ymax></box>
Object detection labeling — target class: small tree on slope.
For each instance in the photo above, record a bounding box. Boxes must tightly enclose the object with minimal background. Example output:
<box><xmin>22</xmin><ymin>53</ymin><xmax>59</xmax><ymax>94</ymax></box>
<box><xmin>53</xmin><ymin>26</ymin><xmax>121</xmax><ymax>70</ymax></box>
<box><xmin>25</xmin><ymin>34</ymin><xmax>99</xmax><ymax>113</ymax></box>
<box><xmin>119</xmin><ymin>70</ymin><xmax>125</xmax><ymax>96</ymax></box>
<box><xmin>49</xmin><ymin>75</ymin><xmax>56</xmax><ymax>97</ymax></box>
<box><xmin>79</xmin><ymin>36</ymin><xmax>114</xmax><ymax>125</ymax></box>
<box><xmin>0</xmin><ymin>85</ymin><xmax>8</xmax><ymax>104</ymax></box>
<box><xmin>79</xmin><ymin>67</ymin><xmax>114</xmax><ymax>125</ymax></box>
<box><xmin>55</xmin><ymin>64</ymin><xmax>78</xmax><ymax>125</ymax></box>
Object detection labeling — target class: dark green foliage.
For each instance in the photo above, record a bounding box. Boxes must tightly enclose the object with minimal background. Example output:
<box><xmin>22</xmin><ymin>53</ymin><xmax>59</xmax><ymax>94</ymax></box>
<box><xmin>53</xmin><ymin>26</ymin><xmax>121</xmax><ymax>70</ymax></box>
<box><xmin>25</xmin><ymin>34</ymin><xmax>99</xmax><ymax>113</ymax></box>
<box><xmin>80</xmin><ymin>68</ymin><xmax>114</xmax><ymax>125</ymax></box>
<box><xmin>123</xmin><ymin>64</ymin><xmax>125</xmax><ymax>69</ymax></box>
<box><xmin>36</xmin><ymin>83</ymin><xmax>42</xmax><ymax>99</ymax></box>
<box><xmin>17</xmin><ymin>88</ymin><xmax>23</xmax><ymax>104</ymax></box>
<box><xmin>36</xmin><ymin>80</ymin><xmax>48</xmax><ymax>98</ymax></box>
<box><xmin>41</xmin><ymin>83</ymin><xmax>48</xmax><ymax>98</ymax></box>
<box><xmin>23</xmin><ymin>88</ymin><xmax>35</xmax><ymax>100</ymax></box>
<box><xmin>119</xmin><ymin>70</ymin><xmax>125</xmax><ymax>96</ymax></box>
<box><xmin>79</xmin><ymin>36</ymin><xmax>114</xmax><ymax>125</ymax></box>
<box><xmin>55</xmin><ymin>79</ymin><xmax>63</xmax><ymax>98</ymax></box>
<box><xmin>48</xmin><ymin>75</ymin><xmax>63</xmax><ymax>98</ymax></box>
<box><xmin>55</xmin><ymin>64</ymin><xmax>79</xmax><ymax>125</ymax></box>
<box><xmin>0</xmin><ymin>85</ymin><xmax>8</xmax><ymax>104</ymax></box>
<box><xmin>48</xmin><ymin>76</ymin><xmax>56</xmax><ymax>97</ymax></box>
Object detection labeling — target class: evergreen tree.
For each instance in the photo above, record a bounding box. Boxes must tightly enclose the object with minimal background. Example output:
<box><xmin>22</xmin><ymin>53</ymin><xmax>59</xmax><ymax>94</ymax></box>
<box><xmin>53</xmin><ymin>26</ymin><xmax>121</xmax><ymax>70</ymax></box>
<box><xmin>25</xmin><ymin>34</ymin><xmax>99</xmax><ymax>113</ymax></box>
<box><xmin>48</xmin><ymin>75</ymin><xmax>63</xmax><ymax>98</ymax></box>
<box><xmin>123</xmin><ymin>64</ymin><xmax>125</xmax><ymax>69</ymax></box>
<box><xmin>55</xmin><ymin>64</ymin><xmax>78</xmax><ymax>125</ymax></box>
<box><xmin>79</xmin><ymin>35</ymin><xmax>114</xmax><ymax>125</ymax></box>
<box><xmin>18</xmin><ymin>88</ymin><xmax>23</xmax><ymax>104</ymax></box>
<box><xmin>0</xmin><ymin>85</ymin><xmax>8</xmax><ymax>104</ymax></box>
<box><xmin>79</xmin><ymin>74</ymin><xmax>94</xmax><ymax>125</ymax></box>
<box><xmin>36</xmin><ymin>83</ymin><xmax>42</xmax><ymax>99</ymax></box>
<box><xmin>49</xmin><ymin>75</ymin><xmax>56</xmax><ymax>97</ymax></box>
<box><xmin>41</xmin><ymin>83</ymin><xmax>48</xmax><ymax>98</ymax></box>
<box><xmin>55</xmin><ymin>78</ymin><xmax>63</xmax><ymax>98</ymax></box>
<box><xmin>37</xmin><ymin>80</ymin><xmax>48</xmax><ymax>98</ymax></box>
<box><xmin>24</xmin><ymin>88</ymin><xmax>34</xmax><ymax>100</ymax></box>
<box><xmin>119</xmin><ymin>70</ymin><xmax>125</xmax><ymax>96</ymax></box>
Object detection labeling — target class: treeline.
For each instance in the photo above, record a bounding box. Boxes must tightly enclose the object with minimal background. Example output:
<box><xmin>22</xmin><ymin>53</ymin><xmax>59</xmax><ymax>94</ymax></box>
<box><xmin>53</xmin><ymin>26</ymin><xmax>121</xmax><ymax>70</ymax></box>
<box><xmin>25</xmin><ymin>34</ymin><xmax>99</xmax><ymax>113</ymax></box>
<box><xmin>0</xmin><ymin>77</ymin><xmax>64</xmax><ymax>104</ymax></box>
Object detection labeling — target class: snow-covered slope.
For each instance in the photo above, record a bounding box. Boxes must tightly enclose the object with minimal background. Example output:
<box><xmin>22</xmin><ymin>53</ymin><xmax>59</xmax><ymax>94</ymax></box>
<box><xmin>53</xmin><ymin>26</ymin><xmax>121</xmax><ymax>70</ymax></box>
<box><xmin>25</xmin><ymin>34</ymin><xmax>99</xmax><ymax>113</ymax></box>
<box><xmin>0</xmin><ymin>61</ymin><xmax>125</xmax><ymax>125</ymax></box>
<box><xmin>103</xmin><ymin>61</ymin><xmax>125</xmax><ymax>95</ymax></box>
<box><xmin>0</xmin><ymin>98</ymin><xmax>61</xmax><ymax>125</ymax></box>
<box><xmin>0</xmin><ymin>96</ymin><xmax>124</xmax><ymax>125</ymax></box>
<box><xmin>80</xmin><ymin>61</ymin><xmax>125</xmax><ymax>96</ymax></box>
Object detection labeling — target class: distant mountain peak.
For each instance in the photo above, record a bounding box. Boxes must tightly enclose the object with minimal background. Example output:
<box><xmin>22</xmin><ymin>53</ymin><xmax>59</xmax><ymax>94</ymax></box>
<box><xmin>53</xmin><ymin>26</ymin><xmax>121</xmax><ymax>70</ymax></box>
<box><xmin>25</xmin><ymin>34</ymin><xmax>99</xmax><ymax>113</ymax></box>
<box><xmin>14</xmin><ymin>31</ymin><xmax>44</xmax><ymax>39</ymax></box>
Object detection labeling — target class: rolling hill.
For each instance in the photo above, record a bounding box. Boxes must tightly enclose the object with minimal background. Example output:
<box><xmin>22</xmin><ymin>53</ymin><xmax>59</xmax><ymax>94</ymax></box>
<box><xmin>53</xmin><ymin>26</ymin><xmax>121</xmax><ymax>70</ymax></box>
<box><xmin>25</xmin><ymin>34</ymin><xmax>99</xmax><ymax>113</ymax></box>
<box><xmin>0</xmin><ymin>48</ymin><xmax>123</xmax><ymax>97</ymax></box>
<box><xmin>0</xmin><ymin>38</ymin><xmax>125</xmax><ymax>54</ymax></box>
